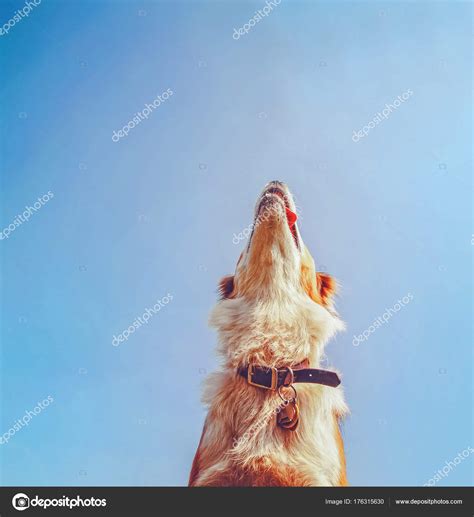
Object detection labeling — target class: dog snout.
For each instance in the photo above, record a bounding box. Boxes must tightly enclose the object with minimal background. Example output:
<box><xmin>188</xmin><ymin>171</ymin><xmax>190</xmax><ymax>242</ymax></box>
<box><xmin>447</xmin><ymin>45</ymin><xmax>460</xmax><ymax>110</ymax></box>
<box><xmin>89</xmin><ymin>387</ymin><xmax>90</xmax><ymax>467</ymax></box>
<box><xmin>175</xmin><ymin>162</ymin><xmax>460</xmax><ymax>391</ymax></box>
<box><xmin>263</xmin><ymin>181</ymin><xmax>288</xmax><ymax>198</ymax></box>
<box><xmin>267</xmin><ymin>180</ymin><xmax>286</xmax><ymax>189</ymax></box>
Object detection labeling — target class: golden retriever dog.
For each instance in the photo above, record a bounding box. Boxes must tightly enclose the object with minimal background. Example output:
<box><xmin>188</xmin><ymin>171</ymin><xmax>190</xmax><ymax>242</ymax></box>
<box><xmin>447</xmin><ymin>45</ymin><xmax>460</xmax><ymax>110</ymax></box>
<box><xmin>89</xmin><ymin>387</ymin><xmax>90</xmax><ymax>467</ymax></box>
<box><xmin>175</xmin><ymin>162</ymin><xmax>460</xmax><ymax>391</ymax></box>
<box><xmin>189</xmin><ymin>181</ymin><xmax>348</xmax><ymax>486</ymax></box>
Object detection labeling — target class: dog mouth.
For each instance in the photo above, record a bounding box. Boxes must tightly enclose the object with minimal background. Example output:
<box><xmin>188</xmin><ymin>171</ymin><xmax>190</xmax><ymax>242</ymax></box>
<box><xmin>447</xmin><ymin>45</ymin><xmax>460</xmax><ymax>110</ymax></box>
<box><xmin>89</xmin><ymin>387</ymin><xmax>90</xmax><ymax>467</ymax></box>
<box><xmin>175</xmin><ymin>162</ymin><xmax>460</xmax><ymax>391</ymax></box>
<box><xmin>253</xmin><ymin>185</ymin><xmax>300</xmax><ymax>248</ymax></box>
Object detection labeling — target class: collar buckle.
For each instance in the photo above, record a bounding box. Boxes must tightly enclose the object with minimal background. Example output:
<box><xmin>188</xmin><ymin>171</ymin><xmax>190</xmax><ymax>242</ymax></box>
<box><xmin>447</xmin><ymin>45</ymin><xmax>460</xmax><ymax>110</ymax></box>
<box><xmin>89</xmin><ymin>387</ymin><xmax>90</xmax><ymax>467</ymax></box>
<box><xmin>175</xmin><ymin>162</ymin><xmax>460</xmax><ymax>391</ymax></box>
<box><xmin>247</xmin><ymin>364</ymin><xmax>278</xmax><ymax>390</ymax></box>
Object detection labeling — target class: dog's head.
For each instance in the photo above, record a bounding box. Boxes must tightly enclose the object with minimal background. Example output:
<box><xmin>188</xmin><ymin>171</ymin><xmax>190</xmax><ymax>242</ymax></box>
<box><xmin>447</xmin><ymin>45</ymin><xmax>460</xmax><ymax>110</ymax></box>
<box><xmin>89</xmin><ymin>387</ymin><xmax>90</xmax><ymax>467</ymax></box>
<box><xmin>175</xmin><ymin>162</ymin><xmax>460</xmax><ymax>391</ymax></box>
<box><xmin>219</xmin><ymin>181</ymin><xmax>337</xmax><ymax>309</ymax></box>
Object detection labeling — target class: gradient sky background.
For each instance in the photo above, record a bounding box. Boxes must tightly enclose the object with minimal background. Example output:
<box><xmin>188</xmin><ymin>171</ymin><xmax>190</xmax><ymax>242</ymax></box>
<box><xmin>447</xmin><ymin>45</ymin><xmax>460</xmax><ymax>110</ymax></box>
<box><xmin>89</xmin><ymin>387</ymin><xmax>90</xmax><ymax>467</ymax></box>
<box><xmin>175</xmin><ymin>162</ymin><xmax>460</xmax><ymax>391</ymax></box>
<box><xmin>0</xmin><ymin>0</ymin><xmax>472</xmax><ymax>486</ymax></box>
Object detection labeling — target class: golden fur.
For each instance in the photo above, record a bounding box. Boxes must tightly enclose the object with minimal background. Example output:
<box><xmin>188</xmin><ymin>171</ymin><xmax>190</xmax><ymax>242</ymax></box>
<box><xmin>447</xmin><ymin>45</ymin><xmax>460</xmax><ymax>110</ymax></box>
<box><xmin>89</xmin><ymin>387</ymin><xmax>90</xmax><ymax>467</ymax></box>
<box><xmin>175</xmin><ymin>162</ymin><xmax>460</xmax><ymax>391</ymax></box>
<box><xmin>189</xmin><ymin>182</ymin><xmax>348</xmax><ymax>486</ymax></box>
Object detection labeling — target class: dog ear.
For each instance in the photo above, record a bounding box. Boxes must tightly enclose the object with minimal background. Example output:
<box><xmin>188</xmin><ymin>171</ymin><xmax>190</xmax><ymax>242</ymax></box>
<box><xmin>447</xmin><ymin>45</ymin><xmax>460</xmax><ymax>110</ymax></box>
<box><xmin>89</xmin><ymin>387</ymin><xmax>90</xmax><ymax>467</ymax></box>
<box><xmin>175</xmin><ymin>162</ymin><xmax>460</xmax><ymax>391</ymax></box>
<box><xmin>218</xmin><ymin>275</ymin><xmax>235</xmax><ymax>299</ymax></box>
<box><xmin>316</xmin><ymin>272</ymin><xmax>337</xmax><ymax>306</ymax></box>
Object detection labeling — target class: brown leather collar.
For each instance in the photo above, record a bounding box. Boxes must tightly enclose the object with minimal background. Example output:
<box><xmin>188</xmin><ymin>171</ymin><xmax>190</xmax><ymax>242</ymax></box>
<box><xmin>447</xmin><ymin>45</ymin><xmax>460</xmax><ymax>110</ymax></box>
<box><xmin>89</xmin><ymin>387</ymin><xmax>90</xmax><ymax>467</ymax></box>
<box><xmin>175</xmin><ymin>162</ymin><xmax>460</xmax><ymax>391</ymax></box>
<box><xmin>237</xmin><ymin>360</ymin><xmax>341</xmax><ymax>390</ymax></box>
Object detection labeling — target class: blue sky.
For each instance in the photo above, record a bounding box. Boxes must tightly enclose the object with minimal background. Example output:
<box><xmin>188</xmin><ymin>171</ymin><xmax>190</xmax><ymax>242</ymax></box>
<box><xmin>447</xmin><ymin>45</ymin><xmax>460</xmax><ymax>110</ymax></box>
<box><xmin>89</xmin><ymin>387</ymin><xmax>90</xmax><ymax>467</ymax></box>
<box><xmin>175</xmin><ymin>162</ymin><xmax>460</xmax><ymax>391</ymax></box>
<box><xmin>0</xmin><ymin>0</ymin><xmax>472</xmax><ymax>486</ymax></box>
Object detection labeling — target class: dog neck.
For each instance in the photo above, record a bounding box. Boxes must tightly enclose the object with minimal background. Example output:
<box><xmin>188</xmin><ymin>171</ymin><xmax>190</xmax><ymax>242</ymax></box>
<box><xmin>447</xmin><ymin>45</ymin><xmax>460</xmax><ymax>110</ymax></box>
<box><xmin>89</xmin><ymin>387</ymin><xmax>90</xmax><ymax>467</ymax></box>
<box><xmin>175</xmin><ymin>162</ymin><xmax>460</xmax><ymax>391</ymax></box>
<box><xmin>209</xmin><ymin>291</ymin><xmax>344</xmax><ymax>370</ymax></box>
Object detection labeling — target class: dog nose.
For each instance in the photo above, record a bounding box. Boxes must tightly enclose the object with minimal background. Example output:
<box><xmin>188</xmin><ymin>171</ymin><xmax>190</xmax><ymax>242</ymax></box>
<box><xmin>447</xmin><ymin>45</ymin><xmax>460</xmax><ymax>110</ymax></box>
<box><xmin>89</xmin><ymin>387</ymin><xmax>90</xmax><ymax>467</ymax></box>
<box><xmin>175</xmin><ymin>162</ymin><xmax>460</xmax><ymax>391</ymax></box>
<box><xmin>268</xmin><ymin>180</ymin><xmax>286</xmax><ymax>188</ymax></box>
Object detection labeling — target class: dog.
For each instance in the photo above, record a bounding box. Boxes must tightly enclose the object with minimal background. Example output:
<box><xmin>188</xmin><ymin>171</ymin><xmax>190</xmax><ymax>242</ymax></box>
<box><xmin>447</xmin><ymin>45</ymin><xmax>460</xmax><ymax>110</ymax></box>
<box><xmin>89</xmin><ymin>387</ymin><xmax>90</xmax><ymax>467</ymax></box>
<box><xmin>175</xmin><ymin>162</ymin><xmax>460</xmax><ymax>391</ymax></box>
<box><xmin>189</xmin><ymin>181</ymin><xmax>348</xmax><ymax>486</ymax></box>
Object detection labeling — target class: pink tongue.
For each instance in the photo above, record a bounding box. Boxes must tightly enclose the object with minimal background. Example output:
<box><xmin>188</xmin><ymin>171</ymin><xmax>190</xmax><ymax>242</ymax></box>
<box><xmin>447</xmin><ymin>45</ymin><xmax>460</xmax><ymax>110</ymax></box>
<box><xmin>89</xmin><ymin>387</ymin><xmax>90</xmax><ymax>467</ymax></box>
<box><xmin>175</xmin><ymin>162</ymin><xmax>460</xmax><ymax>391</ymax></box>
<box><xmin>285</xmin><ymin>207</ymin><xmax>298</xmax><ymax>227</ymax></box>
